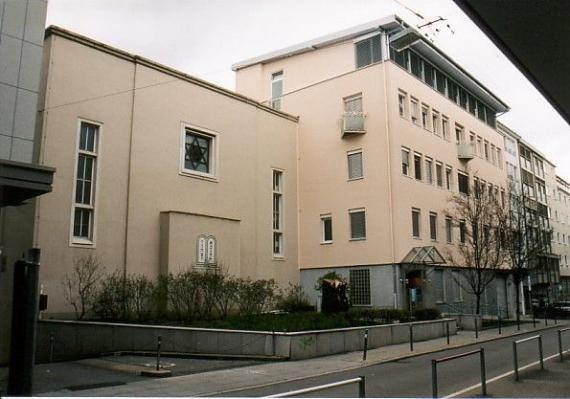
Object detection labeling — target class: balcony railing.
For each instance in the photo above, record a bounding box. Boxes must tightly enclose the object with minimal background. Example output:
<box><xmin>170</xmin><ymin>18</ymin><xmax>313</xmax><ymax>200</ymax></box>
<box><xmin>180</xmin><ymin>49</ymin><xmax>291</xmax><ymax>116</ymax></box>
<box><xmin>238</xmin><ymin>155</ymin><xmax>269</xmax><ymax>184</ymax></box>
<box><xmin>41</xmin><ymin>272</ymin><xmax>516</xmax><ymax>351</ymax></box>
<box><xmin>342</xmin><ymin>112</ymin><xmax>366</xmax><ymax>137</ymax></box>
<box><xmin>456</xmin><ymin>142</ymin><xmax>475</xmax><ymax>160</ymax></box>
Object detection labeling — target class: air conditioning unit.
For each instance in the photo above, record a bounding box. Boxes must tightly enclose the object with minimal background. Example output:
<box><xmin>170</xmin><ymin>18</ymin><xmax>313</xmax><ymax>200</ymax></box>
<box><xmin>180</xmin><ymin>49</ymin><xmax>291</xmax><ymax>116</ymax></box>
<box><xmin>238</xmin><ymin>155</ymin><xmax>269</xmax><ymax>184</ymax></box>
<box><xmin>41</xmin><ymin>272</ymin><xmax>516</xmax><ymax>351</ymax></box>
<box><xmin>342</xmin><ymin>112</ymin><xmax>366</xmax><ymax>137</ymax></box>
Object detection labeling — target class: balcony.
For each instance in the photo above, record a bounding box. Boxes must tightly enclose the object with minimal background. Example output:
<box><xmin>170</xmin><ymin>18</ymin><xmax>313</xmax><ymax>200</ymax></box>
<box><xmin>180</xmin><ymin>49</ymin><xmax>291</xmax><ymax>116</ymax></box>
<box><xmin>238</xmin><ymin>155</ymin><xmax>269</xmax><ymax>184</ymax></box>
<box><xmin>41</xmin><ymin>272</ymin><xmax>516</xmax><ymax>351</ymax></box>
<box><xmin>342</xmin><ymin>112</ymin><xmax>366</xmax><ymax>137</ymax></box>
<box><xmin>456</xmin><ymin>142</ymin><xmax>475</xmax><ymax>160</ymax></box>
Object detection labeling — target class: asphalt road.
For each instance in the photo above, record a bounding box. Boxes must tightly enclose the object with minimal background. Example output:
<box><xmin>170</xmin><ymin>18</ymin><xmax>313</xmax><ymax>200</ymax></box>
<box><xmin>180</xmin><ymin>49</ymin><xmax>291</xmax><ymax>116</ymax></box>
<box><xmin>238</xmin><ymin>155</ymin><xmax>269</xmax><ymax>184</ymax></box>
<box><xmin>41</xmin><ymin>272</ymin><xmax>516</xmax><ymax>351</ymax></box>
<box><xmin>218</xmin><ymin>327</ymin><xmax>570</xmax><ymax>398</ymax></box>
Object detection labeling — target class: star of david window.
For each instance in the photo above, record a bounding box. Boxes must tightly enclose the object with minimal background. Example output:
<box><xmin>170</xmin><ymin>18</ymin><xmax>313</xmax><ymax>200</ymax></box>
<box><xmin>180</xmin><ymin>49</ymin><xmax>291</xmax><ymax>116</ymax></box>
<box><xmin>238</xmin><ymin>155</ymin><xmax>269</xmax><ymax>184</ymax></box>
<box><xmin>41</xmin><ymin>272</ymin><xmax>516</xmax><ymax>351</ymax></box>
<box><xmin>184</xmin><ymin>130</ymin><xmax>212</xmax><ymax>173</ymax></box>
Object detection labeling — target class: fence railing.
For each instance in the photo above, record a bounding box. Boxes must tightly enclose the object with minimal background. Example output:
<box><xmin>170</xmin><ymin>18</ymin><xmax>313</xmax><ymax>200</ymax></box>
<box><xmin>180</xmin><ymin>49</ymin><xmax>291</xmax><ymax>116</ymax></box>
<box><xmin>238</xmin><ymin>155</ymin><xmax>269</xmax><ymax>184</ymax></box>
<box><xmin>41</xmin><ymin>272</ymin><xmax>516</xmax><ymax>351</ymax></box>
<box><xmin>266</xmin><ymin>376</ymin><xmax>366</xmax><ymax>398</ymax></box>
<box><xmin>513</xmin><ymin>335</ymin><xmax>544</xmax><ymax>381</ymax></box>
<box><xmin>558</xmin><ymin>327</ymin><xmax>570</xmax><ymax>362</ymax></box>
<box><xmin>431</xmin><ymin>348</ymin><xmax>486</xmax><ymax>398</ymax></box>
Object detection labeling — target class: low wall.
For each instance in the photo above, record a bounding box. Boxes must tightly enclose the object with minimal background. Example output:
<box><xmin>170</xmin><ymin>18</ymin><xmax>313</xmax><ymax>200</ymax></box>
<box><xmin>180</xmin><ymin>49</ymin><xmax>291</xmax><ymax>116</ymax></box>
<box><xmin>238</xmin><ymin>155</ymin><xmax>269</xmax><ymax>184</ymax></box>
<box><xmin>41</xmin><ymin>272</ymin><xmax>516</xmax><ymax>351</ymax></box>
<box><xmin>447</xmin><ymin>314</ymin><xmax>482</xmax><ymax>331</ymax></box>
<box><xmin>37</xmin><ymin>318</ymin><xmax>457</xmax><ymax>362</ymax></box>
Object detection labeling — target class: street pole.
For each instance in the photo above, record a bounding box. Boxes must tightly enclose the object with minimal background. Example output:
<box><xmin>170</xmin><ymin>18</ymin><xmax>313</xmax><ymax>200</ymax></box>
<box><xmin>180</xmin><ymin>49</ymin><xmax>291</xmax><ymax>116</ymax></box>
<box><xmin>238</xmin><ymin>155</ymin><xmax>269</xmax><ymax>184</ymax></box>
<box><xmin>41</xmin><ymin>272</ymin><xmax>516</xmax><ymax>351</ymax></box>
<box><xmin>7</xmin><ymin>249</ymin><xmax>41</xmax><ymax>396</ymax></box>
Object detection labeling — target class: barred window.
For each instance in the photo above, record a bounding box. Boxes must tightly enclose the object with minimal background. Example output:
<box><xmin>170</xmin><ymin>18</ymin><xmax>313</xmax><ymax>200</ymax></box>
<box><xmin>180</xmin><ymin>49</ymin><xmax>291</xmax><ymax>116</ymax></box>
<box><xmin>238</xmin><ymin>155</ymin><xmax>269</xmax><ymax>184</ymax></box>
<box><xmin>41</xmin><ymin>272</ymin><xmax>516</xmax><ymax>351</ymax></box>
<box><xmin>350</xmin><ymin>269</ymin><xmax>371</xmax><ymax>305</ymax></box>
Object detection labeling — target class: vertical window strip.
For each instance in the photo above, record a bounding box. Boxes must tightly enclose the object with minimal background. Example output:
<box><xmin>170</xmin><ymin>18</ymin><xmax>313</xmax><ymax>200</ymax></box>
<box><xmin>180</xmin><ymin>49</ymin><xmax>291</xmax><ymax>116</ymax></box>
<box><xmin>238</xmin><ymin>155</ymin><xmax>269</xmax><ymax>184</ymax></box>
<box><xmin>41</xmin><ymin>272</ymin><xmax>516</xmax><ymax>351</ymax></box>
<box><xmin>73</xmin><ymin>121</ymin><xmax>99</xmax><ymax>242</ymax></box>
<box><xmin>272</xmin><ymin>170</ymin><xmax>284</xmax><ymax>256</ymax></box>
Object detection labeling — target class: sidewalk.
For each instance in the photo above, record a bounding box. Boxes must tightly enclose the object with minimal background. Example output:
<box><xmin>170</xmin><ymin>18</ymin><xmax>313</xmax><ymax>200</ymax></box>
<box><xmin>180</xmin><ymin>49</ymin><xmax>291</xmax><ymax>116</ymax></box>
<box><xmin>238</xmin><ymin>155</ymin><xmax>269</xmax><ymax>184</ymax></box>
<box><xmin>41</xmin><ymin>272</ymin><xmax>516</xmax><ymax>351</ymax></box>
<box><xmin>40</xmin><ymin>319</ymin><xmax>568</xmax><ymax>397</ymax></box>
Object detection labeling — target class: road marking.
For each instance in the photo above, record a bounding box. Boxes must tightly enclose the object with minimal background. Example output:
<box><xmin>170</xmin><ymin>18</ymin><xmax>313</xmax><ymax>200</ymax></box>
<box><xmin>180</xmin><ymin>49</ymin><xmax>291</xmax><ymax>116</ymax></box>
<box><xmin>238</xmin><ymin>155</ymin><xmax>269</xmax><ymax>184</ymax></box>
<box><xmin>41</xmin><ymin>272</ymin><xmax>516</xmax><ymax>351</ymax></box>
<box><xmin>444</xmin><ymin>348</ymin><xmax>570</xmax><ymax>398</ymax></box>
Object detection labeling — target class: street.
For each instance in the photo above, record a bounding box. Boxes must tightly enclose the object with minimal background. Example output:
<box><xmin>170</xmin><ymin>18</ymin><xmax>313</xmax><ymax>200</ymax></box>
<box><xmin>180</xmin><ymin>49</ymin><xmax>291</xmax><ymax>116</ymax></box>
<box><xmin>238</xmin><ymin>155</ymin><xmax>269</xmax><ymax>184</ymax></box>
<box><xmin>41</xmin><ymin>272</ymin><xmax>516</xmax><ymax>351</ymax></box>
<box><xmin>218</xmin><ymin>327</ymin><xmax>570</xmax><ymax>397</ymax></box>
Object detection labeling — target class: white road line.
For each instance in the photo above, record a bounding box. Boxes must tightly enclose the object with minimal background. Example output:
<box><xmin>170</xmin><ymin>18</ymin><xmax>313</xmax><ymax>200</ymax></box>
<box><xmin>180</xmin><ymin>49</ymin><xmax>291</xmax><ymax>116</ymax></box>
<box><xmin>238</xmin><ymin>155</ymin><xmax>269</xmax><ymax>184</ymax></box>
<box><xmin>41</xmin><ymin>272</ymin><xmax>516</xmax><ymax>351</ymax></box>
<box><xmin>443</xmin><ymin>348</ymin><xmax>570</xmax><ymax>398</ymax></box>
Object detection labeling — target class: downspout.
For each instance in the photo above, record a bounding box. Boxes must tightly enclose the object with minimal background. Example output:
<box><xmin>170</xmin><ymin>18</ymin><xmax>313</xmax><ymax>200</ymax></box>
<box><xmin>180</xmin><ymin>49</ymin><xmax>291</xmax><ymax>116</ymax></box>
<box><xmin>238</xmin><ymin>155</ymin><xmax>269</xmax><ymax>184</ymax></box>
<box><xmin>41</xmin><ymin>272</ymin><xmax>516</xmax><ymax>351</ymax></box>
<box><xmin>123</xmin><ymin>58</ymin><xmax>138</xmax><ymax>281</ymax></box>
<box><xmin>380</xmin><ymin>33</ymin><xmax>398</xmax><ymax>308</ymax></box>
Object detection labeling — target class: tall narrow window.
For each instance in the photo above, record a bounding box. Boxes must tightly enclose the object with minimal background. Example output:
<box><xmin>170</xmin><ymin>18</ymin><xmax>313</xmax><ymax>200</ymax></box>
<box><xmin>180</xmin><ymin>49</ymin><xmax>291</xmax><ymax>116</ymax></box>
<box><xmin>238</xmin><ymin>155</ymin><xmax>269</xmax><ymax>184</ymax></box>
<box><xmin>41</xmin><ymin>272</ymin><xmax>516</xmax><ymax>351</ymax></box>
<box><xmin>459</xmin><ymin>219</ymin><xmax>466</xmax><ymax>244</ymax></box>
<box><xmin>458</xmin><ymin>172</ymin><xmax>469</xmax><ymax>195</ymax></box>
<box><xmin>414</xmin><ymin>153</ymin><xmax>422</xmax><ymax>181</ymax></box>
<box><xmin>410</xmin><ymin>98</ymin><xmax>419</xmax><ymax>124</ymax></box>
<box><xmin>455</xmin><ymin>124</ymin><xmax>464</xmax><ymax>143</ymax></box>
<box><xmin>484</xmin><ymin>141</ymin><xmax>489</xmax><ymax>160</ymax></box>
<box><xmin>398</xmin><ymin>91</ymin><xmax>408</xmax><ymax>118</ymax></box>
<box><xmin>442</xmin><ymin>116</ymin><xmax>449</xmax><ymax>141</ymax></box>
<box><xmin>412</xmin><ymin>208</ymin><xmax>421</xmax><ymax>238</ymax></box>
<box><xmin>349</xmin><ymin>209</ymin><xmax>366</xmax><ymax>240</ymax></box>
<box><xmin>402</xmin><ymin>147</ymin><xmax>410</xmax><ymax>176</ymax></box>
<box><xmin>271</xmin><ymin>71</ymin><xmax>283</xmax><ymax>110</ymax></box>
<box><xmin>445</xmin><ymin>217</ymin><xmax>453</xmax><ymax>243</ymax></box>
<box><xmin>321</xmin><ymin>214</ymin><xmax>333</xmax><ymax>243</ymax></box>
<box><xmin>434</xmin><ymin>269</ymin><xmax>445</xmax><ymax>302</ymax></box>
<box><xmin>432</xmin><ymin>110</ymin><xmax>440</xmax><ymax>135</ymax></box>
<box><xmin>436</xmin><ymin>162</ymin><xmax>443</xmax><ymax>187</ymax></box>
<box><xmin>272</xmin><ymin>170</ymin><xmax>283</xmax><ymax>256</ymax></box>
<box><xmin>347</xmin><ymin>150</ymin><xmax>363</xmax><ymax>180</ymax></box>
<box><xmin>73</xmin><ymin>121</ymin><xmax>99</xmax><ymax>243</ymax></box>
<box><xmin>430</xmin><ymin>212</ymin><xmax>438</xmax><ymax>241</ymax></box>
<box><xmin>445</xmin><ymin>166</ymin><xmax>453</xmax><ymax>190</ymax></box>
<box><xmin>425</xmin><ymin>157</ymin><xmax>433</xmax><ymax>184</ymax></box>
<box><xmin>421</xmin><ymin>105</ymin><xmax>430</xmax><ymax>130</ymax></box>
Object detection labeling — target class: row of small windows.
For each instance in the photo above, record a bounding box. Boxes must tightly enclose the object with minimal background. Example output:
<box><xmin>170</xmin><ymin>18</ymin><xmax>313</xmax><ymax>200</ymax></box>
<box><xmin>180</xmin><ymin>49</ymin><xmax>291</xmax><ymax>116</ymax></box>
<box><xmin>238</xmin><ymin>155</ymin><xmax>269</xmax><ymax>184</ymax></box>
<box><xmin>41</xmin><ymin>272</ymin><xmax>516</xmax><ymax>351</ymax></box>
<box><xmin>390</xmin><ymin>46</ymin><xmax>497</xmax><ymax>129</ymax></box>
<box><xmin>320</xmin><ymin>209</ymin><xmax>367</xmax><ymax>244</ymax></box>
<box><xmin>411</xmin><ymin>208</ymin><xmax>466</xmax><ymax>244</ymax></box>
<box><xmin>398</xmin><ymin>90</ymin><xmax>503</xmax><ymax>169</ymax></box>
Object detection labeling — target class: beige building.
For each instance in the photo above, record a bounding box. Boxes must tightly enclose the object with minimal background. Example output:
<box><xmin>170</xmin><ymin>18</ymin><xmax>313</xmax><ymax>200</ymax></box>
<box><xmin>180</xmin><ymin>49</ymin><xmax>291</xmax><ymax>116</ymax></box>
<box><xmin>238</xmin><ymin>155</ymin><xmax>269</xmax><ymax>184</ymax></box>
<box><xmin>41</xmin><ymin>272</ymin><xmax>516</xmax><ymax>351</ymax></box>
<box><xmin>234</xmin><ymin>16</ymin><xmax>515</xmax><ymax>315</ymax></box>
<box><xmin>552</xmin><ymin>176</ymin><xmax>570</xmax><ymax>298</ymax></box>
<box><xmin>34</xmin><ymin>27</ymin><xmax>299</xmax><ymax>315</ymax></box>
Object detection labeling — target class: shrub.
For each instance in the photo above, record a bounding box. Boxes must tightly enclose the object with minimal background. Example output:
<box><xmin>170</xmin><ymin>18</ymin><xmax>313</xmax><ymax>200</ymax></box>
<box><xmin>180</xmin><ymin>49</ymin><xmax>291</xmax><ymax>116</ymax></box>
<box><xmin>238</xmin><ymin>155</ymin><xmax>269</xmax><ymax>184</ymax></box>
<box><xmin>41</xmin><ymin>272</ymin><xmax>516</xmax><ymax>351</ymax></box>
<box><xmin>92</xmin><ymin>270</ymin><xmax>125</xmax><ymax>321</ymax></box>
<box><xmin>62</xmin><ymin>256</ymin><xmax>104</xmax><ymax>320</ymax></box>
<box><xmin>127</xmin><ymin>274</ymin><xmax>154</xmax><ymax>321</ymax></box>
<box><xmin>235</xmin><ymin>278</ymin><xmax>277</xmax><ymax>315</ymax></box>
<box><xmin>277</xmin><ymin>284</ymin><xmax>315</xmax><ymax>313</ymax></box>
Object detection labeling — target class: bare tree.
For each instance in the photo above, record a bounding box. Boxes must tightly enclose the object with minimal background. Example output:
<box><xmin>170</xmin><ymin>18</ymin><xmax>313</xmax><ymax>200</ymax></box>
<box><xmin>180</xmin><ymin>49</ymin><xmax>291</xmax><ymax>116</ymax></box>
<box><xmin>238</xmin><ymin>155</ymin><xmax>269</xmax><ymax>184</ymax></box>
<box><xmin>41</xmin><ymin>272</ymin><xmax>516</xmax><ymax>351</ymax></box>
<box><xmin>62</xmin><ymin>256</ymin><xmax>103</xmax><ymax>320</ymax></box>
<box><xmin>505</xmin><ymin>180</ymin><xmax>553</xmax><ymax>329</ymax></box>
<box><xmin>445</xmin><ymin>181</ymin><xmax>510</xmax><ymax>315</ymax></box>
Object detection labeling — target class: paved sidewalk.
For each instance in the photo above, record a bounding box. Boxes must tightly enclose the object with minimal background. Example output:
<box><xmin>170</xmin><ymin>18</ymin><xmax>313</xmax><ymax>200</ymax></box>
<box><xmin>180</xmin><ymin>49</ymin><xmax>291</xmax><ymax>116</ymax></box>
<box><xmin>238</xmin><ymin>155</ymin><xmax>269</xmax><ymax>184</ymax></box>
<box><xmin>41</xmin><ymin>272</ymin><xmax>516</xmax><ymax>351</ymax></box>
<box><xmin>40</xmin><ymin>319</ymin><xmax>568</xmax><ymax>397</ymax></box>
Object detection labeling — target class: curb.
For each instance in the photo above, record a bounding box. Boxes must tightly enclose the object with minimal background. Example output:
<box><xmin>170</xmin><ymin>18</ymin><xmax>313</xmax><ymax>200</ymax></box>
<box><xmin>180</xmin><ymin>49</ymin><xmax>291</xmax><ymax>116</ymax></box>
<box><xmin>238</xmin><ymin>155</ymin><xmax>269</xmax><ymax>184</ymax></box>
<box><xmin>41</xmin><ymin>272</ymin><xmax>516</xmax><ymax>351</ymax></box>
<box><xmin>201</xmin><ymin>322</ymin><xmax>567</xmax><ymax>397</ymax></box>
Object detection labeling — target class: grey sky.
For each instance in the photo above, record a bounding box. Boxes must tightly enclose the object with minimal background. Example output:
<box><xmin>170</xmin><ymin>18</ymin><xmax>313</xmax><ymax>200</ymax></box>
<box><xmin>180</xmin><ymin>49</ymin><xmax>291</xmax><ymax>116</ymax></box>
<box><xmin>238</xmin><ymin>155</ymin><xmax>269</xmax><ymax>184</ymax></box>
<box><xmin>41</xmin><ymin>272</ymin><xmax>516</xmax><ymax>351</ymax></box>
<box><xmin>46</xmin><ymin>0</ymin><xmax>570</xmax><ymax>178</ymax></box>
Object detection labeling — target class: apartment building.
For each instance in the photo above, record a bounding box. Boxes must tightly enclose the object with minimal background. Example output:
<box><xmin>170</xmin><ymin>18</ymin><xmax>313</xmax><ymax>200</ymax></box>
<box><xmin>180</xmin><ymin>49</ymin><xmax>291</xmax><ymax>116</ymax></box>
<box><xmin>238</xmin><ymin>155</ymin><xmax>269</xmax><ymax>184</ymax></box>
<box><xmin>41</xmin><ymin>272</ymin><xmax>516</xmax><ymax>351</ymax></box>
<box><xmin>552</xmin><ymin>176</ymin><xmax>570</xmax><ymax>299</ymax></box>
<box><xmin>33</xmin><ymin>27</ymin><xmax>299</xmax><ymax>316</ymax></box>
<box><xmin>234</xmin><ymin>16</ymin><xmax>515</xmax><ymax>315</ymax></box>
<box><xmin>0</xmin><ymin>0</ymin><xmax>54</xmax><ymax>364</ymax></box>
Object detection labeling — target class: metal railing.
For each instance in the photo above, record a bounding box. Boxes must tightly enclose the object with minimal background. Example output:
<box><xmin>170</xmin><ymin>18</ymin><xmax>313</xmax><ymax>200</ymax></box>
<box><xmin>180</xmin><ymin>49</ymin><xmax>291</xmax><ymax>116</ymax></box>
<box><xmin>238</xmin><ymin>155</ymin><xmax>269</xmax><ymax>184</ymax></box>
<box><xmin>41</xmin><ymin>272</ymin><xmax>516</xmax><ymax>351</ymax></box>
<box><xmin>266</xmin><ymin>376</ymin><xmax>366</xmax><ymax>398</ymax></box>
<box><xmin>342</xmin><ymin>112</ymin><xmax>366</xmax><ymax>135</ymax></box>
<box><xmin>431</xmin><ymin>348</ymin><xmax>486</xmax><ymax>398</ymax></box>
<box><xmin>513</xmin><ymin>335</ymin><xmax>544</xmax><ymax>381</ymax></box>
<box><xmin>558</xmin><ymin>327</ymin><xmax>570</xmax><ymax>362</ymax></box>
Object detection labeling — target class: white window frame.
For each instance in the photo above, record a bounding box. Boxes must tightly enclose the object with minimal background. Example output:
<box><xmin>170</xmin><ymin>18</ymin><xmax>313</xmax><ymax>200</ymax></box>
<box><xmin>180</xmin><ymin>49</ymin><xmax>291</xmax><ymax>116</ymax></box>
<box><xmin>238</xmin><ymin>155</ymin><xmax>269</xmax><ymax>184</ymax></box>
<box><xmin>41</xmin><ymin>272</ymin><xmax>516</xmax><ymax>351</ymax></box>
<box><xmin>435</xmin><ymin>161</ymin><xmax>444</xmax><ymax>188</ymax></box>
<box><xmin>272</xmin><ymin>169</ymin><xmax>284</xmax><ymax>258</ymax></box>
<box><xmin>410</xmin><ymin>97</ymin><xmax>419</xmax><ymax>125</ymax></box>
<box><xmin>414</xmin><ymin>152</ymin><xmax>422</xmax><ymax>181</ymax></box>
<box><xmin>398</xmin><ymin>90</ymin><xmax>408</xmax><ymax>118</ymax></box>
<box><xmin>271</xmin><ymin>71</ymin><xmax>283</xmax><ymax>110</ymax></box>
<box><xmin>421</xmin><ymin>104</ymin><xmax>431</xmax><ymax>131</ymax></box>
<box><xmin>442</xmin><ymin>115</ymin><xmax>450</xmax><ymax>141</ymax></box>
<box><xmin>320</xmin><ymin>213</ymin><xmax>333</xmax><ymax>244</ymax></box>
<box><xmin>432</xmin><ymin>110</ymin><xmax>440</xmax><ymax>135</ymax></box>
<box><xmin>425</xmin><ymin>157</ymin><xmax>433</xmax><ymax>185</ymax></box>
<box><xmin>402</xmin><ymin>147</ymin><xmax>411</xmax><ymax>177</ymax></box>
<box><xmin>429</xmin><ymin>212</ymin><xmax>438</xmax><ymax>241</ymax></box>
<box><xmin>180</xmin><ymin>123</ymin><xmax>219</xmax><ymax>181</ymax></box>
<box><xmin>70</xmin><ymin>118</ymin><xmax>102</xmax><ymax>247</ymax></box>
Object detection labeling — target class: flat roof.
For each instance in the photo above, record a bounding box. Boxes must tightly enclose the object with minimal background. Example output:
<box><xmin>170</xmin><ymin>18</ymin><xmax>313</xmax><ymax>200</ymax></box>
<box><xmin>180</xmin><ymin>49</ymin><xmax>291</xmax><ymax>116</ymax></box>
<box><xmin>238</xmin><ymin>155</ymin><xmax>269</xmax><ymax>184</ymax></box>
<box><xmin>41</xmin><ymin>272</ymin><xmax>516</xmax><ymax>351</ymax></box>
<box><xmin>45</xmin><ymin>26</ymin><xmax>299</xmax><ymax>123</ymax></box>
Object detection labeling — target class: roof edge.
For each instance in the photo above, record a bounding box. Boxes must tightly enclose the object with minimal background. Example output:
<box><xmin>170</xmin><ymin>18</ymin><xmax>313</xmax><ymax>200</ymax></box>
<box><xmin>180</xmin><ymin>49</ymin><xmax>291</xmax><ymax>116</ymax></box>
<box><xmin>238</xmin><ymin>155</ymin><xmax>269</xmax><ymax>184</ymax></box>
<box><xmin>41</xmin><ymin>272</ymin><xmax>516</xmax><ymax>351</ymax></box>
<box><xmin>44</xmin><ymin>25</ymin><xmax>299</xmax><ymax>123</ymax></box>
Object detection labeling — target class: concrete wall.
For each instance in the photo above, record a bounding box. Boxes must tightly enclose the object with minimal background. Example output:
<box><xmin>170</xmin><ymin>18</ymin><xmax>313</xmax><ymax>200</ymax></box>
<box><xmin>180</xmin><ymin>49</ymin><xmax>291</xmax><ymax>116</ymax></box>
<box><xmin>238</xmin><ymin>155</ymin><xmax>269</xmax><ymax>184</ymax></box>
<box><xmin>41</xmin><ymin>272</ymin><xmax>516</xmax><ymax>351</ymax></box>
<box><xmin>36</xmin><ymin>318</ymin><xmax>456</xmax><ymax>361</ymax></box>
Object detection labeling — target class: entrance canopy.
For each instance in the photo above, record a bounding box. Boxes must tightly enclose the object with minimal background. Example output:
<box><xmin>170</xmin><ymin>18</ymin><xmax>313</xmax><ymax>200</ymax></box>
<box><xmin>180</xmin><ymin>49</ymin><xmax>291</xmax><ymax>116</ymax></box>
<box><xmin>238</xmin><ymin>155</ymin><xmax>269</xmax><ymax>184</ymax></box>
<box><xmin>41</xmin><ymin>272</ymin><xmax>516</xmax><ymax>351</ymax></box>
<box><xmin>401</xmin><ymin>246</ymin><xmax>446</xmax><ymax>265</ymax></box>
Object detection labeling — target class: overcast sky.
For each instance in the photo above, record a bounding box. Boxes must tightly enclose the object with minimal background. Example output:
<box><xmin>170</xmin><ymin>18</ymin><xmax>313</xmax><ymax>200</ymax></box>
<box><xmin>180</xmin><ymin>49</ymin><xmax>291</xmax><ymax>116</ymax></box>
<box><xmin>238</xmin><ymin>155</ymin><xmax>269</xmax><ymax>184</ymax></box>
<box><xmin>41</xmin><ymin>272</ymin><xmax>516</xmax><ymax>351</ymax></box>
<box><xmin>46</xmin><ymin>0</ymin><xmax>570</xmax><ymax>179</ymax></box>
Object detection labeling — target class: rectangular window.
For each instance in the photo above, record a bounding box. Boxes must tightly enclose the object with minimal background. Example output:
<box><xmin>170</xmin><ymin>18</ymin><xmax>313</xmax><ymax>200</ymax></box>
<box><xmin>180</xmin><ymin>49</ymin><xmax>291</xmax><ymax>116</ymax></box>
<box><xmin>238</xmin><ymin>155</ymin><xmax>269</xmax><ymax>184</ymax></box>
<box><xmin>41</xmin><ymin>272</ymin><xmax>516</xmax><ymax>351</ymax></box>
<box><xmin>455</xmin><ymin>124</ymin><xmax>464</xmax><ymax>143</ymax></box>
<box><xmin>355</xmin><ymin>34</ymin><xmax>382</xmax><ymax>68</ymax></box>
<box><xmin>271</xmin><ymin>71</ymin><xmax>283</xmax><ymax>110</ymax></box>
<box><xmin>410</xmin><ymin>98</ymin><xmax>419</xmax><ymax>124</ymax></box>
<box><xmin>452</xmin><ymin>270</ymin><xmax>463</xmax><ymax>301</ymax></box>
<box><xmin>458</xmin><ymin>172</ymin><xmax>469</xmax><ymax>195</ymax></box>
<box><xmin>398</xmin><ymin>91</ymin><xmax>408</xmax><ymax>118</ymax></box>
<box><xmin>347</xmin><ymin>150</ymin><xmax>363</xmax><ymax>180</ymax></box>
<box><xmin>442</xmin><ymin>116</ymin><xmax>449</xmax><ymax>141</ymax></box>
<box><xmin>402</xmin><ymin>147</ymin><xmax>410</xmax><ymax>176</ymax></box>
<box><xmin>445</xmin><ymin>217</ymin><xmax>453</xmax><ymax>243</ymax></box>
<box><xmin>436</xmin><ymin>162</ymin><xmax>443</xmax><ymax>187</ymax></box>
<box><xmin>436</xmin><ymin>69</ymin><xmax>447</xmax><ymax>94</ymax></box>
<box><xmin>445</xmin><ymin>165</ymin><xmax>453</xmax><ymax>190</ymax></box>
<box><xmin>432</xmin><ymin>110</ymin><xmax>440</xmax><ymax>135</ymax></box>
<box><xmin>412</xmin><ymin>208</ymin><xmax>421</xmax><ymax>238</ymax></box>
<box><xmin>414</xmin><ymin>153</ymin><xmax>422</xmax><ymax>181</ymax></box>
<box><xmin>410</xmin><ymin>51</ymin><xmax>422</xmax><ymax>78</ymax></box>
<box><xmin>184</xmin><ymin>128</ymin><xmax>216</xmax><ymax>176</ymax></box>
<box><xmin>350</xmin><ymin>269</ymin><xmax>371</xmax><ymax>305</ymax></box>
<box><xmin>421</xmin><ymin>105</ymin><xmax>430</xmax><ymax>130</ymax></box>
<box><xmin>484</xmin><ymin>141</ymin><xmax>489</xmax><ymax>160</ymax></box>
<box><xmin>459</xmin><ymin>219</ymin><xmax>466</xmax><ymax>244</ymax></box>
<box><xmin>349</xmin><ymin>209</ymin><xmax>366</xmax><ymax>240</ymax></box>
<box><xmin>425</xmin><ymin>157</ymin><xmax>433</xmax><ymax>184</ymax></box>
<box><xmin>497</xmin><ymin>148</ymin><xmax>502</xmax><ymax>168</ymax></box>
<box><xmin>272</xmin><ymin>170</ymin><xmax>283</xmax><ymax>256</ymax></box>
<box><xmin>477</xmin><ymin>137</ymin><xmax>483</xmax><ymax>158</ymax></box>
<box><xmin>321</xmin><ymin>214</ymin><xmax>333</xmax><ymax>243</ymax></box>
<box><xmin>73</xmin><ymin>121</ymin><xmax>99</xmax><ymax>243</ymax></box>
<box><xmin>430</xmin><ymin>212</ymin><xmax>438</xmax><ymax>241</ymax></box>
<box><xmin>491</xmin><ymin>144</ymin><xmax>496</xmax><ymax>165</ymax></box>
